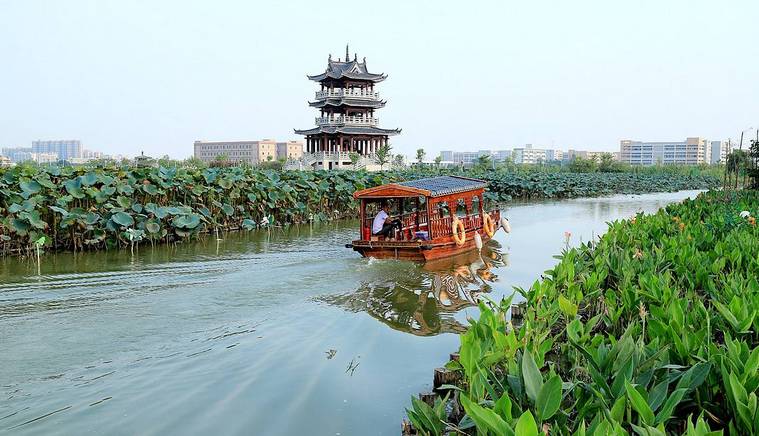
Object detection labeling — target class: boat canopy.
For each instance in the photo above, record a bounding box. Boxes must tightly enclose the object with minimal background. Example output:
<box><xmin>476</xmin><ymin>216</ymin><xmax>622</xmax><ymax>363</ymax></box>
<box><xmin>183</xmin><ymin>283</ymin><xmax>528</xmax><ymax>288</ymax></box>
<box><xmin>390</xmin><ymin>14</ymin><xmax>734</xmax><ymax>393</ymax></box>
<box><xmin>353</xmin><ymin>175</ymin><xmax>487</xmax><ymax>199</ymax></box>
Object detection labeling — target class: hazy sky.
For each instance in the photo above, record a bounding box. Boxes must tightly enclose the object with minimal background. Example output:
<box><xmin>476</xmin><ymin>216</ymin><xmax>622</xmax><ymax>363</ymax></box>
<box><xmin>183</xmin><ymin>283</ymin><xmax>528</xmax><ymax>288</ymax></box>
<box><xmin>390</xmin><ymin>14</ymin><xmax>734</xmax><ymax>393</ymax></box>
<box><xmin>1</xmin><ymin>0</ymin><xmax>757</xmax><ymax>159</ymax></box>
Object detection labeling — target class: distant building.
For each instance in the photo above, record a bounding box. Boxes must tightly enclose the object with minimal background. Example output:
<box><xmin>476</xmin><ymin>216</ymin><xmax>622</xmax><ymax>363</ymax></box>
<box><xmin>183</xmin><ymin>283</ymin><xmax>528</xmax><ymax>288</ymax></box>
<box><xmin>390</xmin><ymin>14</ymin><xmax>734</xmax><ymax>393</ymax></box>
<box><xmin>619</xmin><ymin>137</ymin><xmax>709</xmax><ymax>166</ymax></box>
<box><xmin>193</xmin><ymin>139</ymin><xmax>303</xmax><ymax>165</ymax></box>
<box><xmin>276</xmin><ymin>141</ymin><xmax>304</xmax><ymax>160</ymax></box>
<box><xmin>438</xmin><ymin>149</ymin><xmax>512</xmax><ymax>166</ymax></box>
<box><xmin>31</xmin><ymin>152</ymin><xmax>59</xmax><ymax>163</ymax></box>
<box><xmin>32</xmin><ymin>140</ymin><xmax>82</xmax><ymax>161</ymax></box>
<box><xmin>511</xmin><ymin>145</ymin><xmax>564</xmax><ymax>164</ymax></box>
<box><xmin>709</xmin><ymin>140</ymin><xmax>731</xmax><ymax>164</ymax></box>
<box><xmin>1</xmin><ymin>147</ymin><xmax>32</xmax><ymax>163</ymax></box>
<box><xmin>0</xmin><ymin>155</ymin><xmax>11</xmax><ymax>167</ymax></box>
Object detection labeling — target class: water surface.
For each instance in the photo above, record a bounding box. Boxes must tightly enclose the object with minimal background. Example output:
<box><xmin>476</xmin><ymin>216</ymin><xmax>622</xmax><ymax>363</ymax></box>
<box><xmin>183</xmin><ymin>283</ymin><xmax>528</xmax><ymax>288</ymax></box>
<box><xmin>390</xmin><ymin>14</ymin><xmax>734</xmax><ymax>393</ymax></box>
<box><xmin>0</xmin><ymin>190</ymin><xmax>700</xmax><ymax>435</ymax></box>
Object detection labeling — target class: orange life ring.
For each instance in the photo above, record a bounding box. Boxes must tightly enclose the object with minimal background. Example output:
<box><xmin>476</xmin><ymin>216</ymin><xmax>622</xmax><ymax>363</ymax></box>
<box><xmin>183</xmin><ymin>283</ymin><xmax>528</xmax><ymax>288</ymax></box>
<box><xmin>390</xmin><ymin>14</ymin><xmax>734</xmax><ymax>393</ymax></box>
<box><xmin>482</xmin><ymin>213</ymin><xmax>495</xmax><ymax>237</ymax></box>
<box><xmin>452</xmin><ymin>218</ymin><xmax>466</xmax><ymax>246</ymax></box>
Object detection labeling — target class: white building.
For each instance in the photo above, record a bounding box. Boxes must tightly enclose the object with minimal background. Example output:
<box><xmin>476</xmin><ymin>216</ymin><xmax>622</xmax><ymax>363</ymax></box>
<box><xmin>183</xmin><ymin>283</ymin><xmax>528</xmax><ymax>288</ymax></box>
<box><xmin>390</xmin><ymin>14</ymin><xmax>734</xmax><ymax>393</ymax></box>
<box><xmin>1</xmin><ymin>147</ymin><xmax>32</xmax><ymax>163</ymax></box>
<box><xmin>439</xmin><ymin>149</ymin><xmax>512</xmax><ymax>166</ymax></box>
<box><xmin>619</xmin><ymin>137</ymin><xmax>709</xmax><ymax>166</ymax></box>
<box><xmin>709</xmin><ymin>140</ymin><xmax>731</xmax><ymax>164</ymax></box>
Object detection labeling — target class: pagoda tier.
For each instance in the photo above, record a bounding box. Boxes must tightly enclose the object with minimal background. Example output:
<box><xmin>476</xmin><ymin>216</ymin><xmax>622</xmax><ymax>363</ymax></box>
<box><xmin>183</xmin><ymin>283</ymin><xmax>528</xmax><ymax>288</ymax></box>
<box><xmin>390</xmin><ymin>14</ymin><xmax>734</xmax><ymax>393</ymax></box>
<box><xmin>295</xmin><ymin>45</ymin><xmax>401</xmax><ymax>159</ymax></box>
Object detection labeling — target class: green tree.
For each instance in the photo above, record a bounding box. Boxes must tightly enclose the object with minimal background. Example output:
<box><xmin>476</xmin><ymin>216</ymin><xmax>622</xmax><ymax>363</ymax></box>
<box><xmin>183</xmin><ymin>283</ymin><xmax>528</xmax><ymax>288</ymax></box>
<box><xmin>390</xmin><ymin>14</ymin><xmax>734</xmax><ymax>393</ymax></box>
<box><xmin>184</xmin><ymin>156</ymin><xmax>207</xmax><ymax>169</ymax></box>
<box><xmin>349</xmin><ymin>152</ymin><xmax>361</xmax><ymax>167</ymax></box>
<box><xmin>434</xmin><ymin>155</ymin><xmax>442</xmax><ymax>169</ymax></box>
<box><xmin>214</xmin><ymin>153</ymin><xmax>229</xmax><ymax>162</ymax></box>
<box><xmin>474</xmin><ymin>154</ymin><xmax>492</xmax><ymax>170</ymax></box>
<box><xmin>393</xmin><ymin>154</ymin><xmax>405</xmax><ymax>168</ymax></box>
<box><xmin>374</xmin><ymin>143</ymin><xmax>392</xmax><ymax>170</ymax></box>
<box><xmin>598</xmin><ymin>152</ymin><xmax>620</xmax><ymax>172</ymax></box>
<box><xmin>416</xmin><ymin>148</ymin><xmax>426</xmax><ymax>165</ymax></box>
<box><xmin>569</xmin><ymin>157</ymin><xmax>597</xmax><ymax>173</ymax></box>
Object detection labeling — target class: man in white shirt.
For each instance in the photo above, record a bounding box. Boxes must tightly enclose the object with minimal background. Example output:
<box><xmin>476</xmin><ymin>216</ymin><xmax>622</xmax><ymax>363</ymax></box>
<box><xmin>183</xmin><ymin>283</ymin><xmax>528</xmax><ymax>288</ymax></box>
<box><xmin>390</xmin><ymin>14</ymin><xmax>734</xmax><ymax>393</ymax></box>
<box><xmin>372</xmin><ymin>202</ymin><xmax>401</xmax><ymax>238</ymax></box>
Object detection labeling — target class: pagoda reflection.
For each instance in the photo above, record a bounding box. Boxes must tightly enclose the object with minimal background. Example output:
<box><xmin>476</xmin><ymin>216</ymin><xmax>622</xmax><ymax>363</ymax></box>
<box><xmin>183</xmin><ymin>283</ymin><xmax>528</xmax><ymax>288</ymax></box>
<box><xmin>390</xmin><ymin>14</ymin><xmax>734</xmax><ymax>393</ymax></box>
<box><xmin>322</xmin><ymin>243</ymin><xmax>507</xmax><ymax>336</ymax></box>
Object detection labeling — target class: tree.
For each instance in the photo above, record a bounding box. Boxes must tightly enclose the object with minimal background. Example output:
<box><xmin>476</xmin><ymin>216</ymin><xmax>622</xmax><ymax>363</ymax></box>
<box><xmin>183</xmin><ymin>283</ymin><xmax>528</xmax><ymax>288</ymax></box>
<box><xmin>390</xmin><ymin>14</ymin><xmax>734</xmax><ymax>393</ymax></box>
<box><xmin>598</xmin><ymin>152</ymin><xmax>621</xmax><ymax>172</ymax></box>
<box><xmin>434</xmin><ymin>155</ymin><xmax>442</xmax><ymax>169</ymax></box>
<box><xmin>393</xmin><ymin>154</ymin><xmax>405</xmax><ymax>168</ymax></box>
<box><xmin>375</xmin><ymin>143</ymin><xmax>392</xmax><ymax>170</ymax></box>
<box><xmin>474</xmin><ymin>154</ymin><xmax>492</xmax><ymax>170</ymax></box>
<box><xmin>569</xmin><ymin>157</ymin><xmax>597</xmax><ymax>173</ymax></box>
<box><xmin>214</xmin><ymin>153</ymin><xmax>229</xmax><ymax>162</ymax></box>
<box><xmin>349</xmin><ymin>152</ymin><xmax>361</xmax><ymax>167</ymax></box>
<box><xmin>416</xmin><ymin>148</ymin><xmax>426</xmax><ymax>165</ymax></box>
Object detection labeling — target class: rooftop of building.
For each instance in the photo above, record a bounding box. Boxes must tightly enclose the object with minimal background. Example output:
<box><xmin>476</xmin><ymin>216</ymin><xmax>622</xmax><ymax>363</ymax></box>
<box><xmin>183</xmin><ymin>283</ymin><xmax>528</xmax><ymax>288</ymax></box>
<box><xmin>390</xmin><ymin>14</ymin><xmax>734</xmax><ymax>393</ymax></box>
<box><xmin>308</xmin><ymin>45</ymin><xmax>387</xmax><ymax>83</ymax></box>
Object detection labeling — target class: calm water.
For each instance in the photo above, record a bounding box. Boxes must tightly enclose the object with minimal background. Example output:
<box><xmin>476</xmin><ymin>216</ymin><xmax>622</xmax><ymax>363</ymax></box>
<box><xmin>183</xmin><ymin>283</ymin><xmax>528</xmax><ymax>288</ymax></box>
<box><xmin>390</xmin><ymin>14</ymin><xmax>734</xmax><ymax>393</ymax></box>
<box><xmin>0</xmin><ymin>191</ymin><xmax>701</xmax><ymax>435</ymax></box>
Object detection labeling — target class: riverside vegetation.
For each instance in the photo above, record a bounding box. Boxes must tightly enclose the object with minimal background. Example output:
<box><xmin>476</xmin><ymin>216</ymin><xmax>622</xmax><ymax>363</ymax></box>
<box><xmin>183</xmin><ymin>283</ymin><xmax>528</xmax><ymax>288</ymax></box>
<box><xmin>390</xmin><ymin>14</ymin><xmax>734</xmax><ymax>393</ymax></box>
<box><xmin>0</xmin><ymin>163</ymin><xmax>719</xmax><ymax>255</ymax></box>
<box><xmin>405</xmin><ymin>191</ymin><xmax>759</xmax><ymax>435</ymax></box>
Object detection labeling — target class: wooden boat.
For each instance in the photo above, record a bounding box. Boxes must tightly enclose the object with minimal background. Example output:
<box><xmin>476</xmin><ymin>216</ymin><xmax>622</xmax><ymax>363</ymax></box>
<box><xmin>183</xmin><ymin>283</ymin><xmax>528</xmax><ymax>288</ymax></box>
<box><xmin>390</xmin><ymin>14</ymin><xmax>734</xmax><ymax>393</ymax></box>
<box><xmin>346</xmin><ymin>175</ymin><xmax>504</xmax><ymax>261</ymax></box>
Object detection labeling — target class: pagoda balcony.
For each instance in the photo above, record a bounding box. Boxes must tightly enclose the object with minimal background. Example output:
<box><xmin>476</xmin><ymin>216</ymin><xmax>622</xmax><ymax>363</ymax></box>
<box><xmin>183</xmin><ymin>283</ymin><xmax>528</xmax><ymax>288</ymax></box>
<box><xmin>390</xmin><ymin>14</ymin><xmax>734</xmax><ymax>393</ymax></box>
<box><xmin>316</xmin><ymin>115</ymin><xmax>379</xmax><ymax>127</ymax></box>
<box><xmin>315</xmin><ymin>89</ymin><xmax>380</xmax><ymax>100</ymax></box>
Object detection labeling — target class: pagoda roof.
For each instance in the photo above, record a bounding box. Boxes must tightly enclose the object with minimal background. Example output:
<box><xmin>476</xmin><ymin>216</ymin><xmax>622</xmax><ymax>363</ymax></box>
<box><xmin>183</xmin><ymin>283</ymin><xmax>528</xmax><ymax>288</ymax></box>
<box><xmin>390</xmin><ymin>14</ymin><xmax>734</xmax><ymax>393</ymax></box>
<box><xmin>294</xmin><ymin>126</ymin><xmax>401</xmax><ymax>136</ymax></box>
<box><xmin>308</xmin><ymin>58</ymin><xmax>386</xmax><ymax>83</ymax></box>
<box><xmin>354</xmin><ymin>176</ymin><xmax>487</xmax><ymax>199</ymax></box>
<box><xmin>308</xmin><ymin>98</ymin><xmax>386</xmax><ymax>109</ymax></box>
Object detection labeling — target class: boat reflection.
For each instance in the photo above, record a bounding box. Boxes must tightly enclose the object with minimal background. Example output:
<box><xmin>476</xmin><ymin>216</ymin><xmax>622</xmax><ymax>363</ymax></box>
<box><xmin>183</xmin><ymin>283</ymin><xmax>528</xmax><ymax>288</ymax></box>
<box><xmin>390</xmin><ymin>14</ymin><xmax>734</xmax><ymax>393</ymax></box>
<box><xmin>321</xmin><ymin>242</ymin><xmax>508</xmax><ymax>336</ymax></box>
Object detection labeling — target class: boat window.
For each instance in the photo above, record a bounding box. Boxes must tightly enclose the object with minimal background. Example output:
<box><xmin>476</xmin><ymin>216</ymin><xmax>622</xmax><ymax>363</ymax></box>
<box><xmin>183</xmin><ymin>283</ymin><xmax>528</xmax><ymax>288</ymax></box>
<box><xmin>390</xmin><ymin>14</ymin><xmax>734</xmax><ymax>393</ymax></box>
<box><xmin>471</xmin><ymin>196</ymin><xmax>481</xmax><ymax>215</ymax></box>
<box><xmin>436</xmin><ymin>201</ymin><xmax>450</xmax><ymax>218</ymax></box>
<box><xmin>455</xmin><ymin>199</ymin><xmax>467</xmax><ymax>218</ymax></box>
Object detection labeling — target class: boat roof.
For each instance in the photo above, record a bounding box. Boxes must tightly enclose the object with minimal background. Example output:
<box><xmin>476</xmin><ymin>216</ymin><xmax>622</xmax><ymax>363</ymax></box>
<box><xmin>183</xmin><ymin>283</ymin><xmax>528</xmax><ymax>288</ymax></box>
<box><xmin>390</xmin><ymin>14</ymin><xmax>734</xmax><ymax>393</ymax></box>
<box><xmin>353</xmin><ymin>175</ymin><xmax>487</xmax><ymax>199</ymax></box>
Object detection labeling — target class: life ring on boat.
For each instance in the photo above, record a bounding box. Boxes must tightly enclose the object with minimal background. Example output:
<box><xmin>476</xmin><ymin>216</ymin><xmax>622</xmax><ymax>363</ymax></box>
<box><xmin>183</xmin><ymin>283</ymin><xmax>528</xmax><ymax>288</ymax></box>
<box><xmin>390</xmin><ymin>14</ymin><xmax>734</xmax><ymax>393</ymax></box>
<box><xmin>452</xmin><ymin>218</ymin><xmax>466</xmax><ymax>246</ymax></box>
<box><xmin>482</xmin><ymin>214</ymin><xmax>496</xmax><ymax>237</ymax></box>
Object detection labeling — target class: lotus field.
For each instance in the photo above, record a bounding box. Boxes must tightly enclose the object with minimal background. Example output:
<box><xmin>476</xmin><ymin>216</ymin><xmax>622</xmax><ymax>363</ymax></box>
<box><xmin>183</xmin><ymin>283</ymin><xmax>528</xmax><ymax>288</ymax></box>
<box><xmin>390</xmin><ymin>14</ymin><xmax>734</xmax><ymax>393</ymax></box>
<box><xmin>405</xmin><ymin>191</ymin><xmax>759</xmax><ymax>435</ymax></box>
<box><xmin>0</xmin><ymin>164</ymin><xmax>718</xmax><ymax>254</ymax></box>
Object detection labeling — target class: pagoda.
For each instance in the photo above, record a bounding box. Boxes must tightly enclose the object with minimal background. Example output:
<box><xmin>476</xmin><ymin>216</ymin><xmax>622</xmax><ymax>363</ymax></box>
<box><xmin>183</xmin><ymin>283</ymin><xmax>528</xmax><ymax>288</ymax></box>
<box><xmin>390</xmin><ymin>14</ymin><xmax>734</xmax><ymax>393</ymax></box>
<box><xmin>295</xmin><ymin>45</ymin><xmax>401</xmax><ymax>169</ymax></box>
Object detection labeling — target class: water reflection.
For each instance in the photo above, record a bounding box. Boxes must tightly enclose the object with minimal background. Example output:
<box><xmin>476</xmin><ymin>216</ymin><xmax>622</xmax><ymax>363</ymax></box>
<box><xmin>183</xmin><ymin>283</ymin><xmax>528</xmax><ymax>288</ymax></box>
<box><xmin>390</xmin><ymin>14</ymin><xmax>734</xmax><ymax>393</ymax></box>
<box><xmin>321</xmin><ymin>242</ymin><xmax>508</xmax><ymax>336</ymax></box>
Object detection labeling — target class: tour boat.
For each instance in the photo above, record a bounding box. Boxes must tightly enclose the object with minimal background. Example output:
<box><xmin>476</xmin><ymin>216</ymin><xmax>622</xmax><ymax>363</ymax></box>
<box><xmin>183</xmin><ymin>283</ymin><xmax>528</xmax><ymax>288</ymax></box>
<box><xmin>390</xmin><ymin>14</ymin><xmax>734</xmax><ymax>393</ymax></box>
<box><xmin>346</xmin><ymin>175</ymin><xmax>506</xmax><ymax>261</ymax></box>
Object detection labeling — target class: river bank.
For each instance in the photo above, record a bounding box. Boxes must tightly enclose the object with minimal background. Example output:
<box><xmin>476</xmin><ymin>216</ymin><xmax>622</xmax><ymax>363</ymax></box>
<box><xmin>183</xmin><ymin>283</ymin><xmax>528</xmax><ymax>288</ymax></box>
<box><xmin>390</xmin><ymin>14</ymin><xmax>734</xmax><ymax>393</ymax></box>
<box><xmin>0</xmin><ymin>164</ymin><xmax>718</xmax><ymax>256</ymax></box>
<box><xmin>0</xmin><ymin>190</ymin><xmax>702</xmax><ymax>435</ymax></box>
<box><xmin>404</xmin><ymin>190</ymin><xmax>759</xmax><ymax>435</ymax></box>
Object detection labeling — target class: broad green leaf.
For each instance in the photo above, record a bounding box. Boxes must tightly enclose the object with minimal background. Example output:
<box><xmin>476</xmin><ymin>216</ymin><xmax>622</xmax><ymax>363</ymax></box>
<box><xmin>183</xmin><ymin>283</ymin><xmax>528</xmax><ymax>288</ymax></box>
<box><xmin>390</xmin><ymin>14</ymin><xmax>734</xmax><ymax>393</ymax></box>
<box><xmin>536</xmin><ymin>375</ymin><xmax>562</xmax><ymax>421</ymax></box>
<box><xmin>626</xmin><ymin>379</ymin><xmax>654</xmax><ymax>425</ymax></box>
<box><xmin>521</xmin><ymin>351</ymin><xmax>543</xmax><ymax>404</ymax></box>
<box><xmin>514</xmin><ymin>410</ymin><xmax>538</xmax><ymax>436</ymax></box>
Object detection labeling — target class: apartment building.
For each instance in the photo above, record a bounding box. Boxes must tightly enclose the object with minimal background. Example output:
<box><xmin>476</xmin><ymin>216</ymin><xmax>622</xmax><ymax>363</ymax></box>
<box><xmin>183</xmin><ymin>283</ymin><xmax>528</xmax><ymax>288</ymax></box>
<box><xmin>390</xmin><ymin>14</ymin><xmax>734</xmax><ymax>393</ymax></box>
<box><xmin>193</xmin><ymin>139</ymin><xmax>303</xmax><ymax>164</ymax></box>
<box><xmin>32</xmin><ymin>140</ymin><xmax>82</xmax><ymax>161</ymax></box>
<box><xmin>619</xmin><ymin>137</ymin><xmax>708</xmax><ymax>166</ymax></box>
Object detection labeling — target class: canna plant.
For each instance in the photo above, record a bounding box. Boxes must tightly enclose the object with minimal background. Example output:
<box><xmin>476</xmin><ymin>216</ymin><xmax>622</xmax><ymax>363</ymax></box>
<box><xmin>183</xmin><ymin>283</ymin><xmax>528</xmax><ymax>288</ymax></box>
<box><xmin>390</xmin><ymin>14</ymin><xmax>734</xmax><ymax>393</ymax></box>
<box><xmin>406</xmin><ymin>191</ymin><xmax>759</xmax><ymax>435</ymax></box>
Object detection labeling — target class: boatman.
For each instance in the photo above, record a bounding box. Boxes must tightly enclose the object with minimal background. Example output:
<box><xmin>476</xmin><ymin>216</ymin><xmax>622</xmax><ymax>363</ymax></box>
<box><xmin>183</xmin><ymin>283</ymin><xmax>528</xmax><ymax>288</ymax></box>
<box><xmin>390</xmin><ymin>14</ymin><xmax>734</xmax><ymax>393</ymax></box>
<box><xmin>372</xmin><ymin>201</ymin><xmax>402</xmax><ymax>239</ymax></box>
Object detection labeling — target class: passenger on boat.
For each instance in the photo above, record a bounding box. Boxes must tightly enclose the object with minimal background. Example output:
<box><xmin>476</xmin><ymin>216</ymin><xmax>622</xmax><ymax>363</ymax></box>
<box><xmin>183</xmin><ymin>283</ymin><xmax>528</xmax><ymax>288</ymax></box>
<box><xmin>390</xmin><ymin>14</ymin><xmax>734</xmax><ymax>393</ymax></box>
<box><xmin>372</xmin><ymin>202</ymin><xmax>402</xmax><ymax>239</ymax></box>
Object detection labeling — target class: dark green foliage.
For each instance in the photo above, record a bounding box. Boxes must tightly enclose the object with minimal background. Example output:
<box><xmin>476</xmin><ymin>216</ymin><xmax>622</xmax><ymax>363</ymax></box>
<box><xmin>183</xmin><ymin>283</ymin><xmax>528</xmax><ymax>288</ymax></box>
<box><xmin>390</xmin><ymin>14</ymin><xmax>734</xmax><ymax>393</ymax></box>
<box><xmin>0</xmin><ymin>164</ymin><xmax>718</xmax><ymax>254</ymax></box>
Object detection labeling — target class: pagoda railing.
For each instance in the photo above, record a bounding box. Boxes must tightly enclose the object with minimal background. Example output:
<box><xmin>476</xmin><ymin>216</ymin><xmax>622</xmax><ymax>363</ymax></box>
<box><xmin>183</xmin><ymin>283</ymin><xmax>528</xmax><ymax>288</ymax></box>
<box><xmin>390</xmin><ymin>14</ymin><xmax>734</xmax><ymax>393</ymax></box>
<box><xmin>315</xmin><ymin>89</ymin><xmax>380</xmax><ymax>100</ymax></box>
<box><xmin>315</xmin><ymin>115</ymin><xmax>379</xmax><ymax>127</ymax></box>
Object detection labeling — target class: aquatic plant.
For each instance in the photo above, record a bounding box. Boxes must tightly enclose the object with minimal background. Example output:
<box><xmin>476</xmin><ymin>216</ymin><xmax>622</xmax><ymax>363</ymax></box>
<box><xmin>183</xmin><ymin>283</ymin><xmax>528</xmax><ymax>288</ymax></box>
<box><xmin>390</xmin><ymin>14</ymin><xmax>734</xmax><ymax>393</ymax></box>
<box><xmin>0</xmin><ymin>164</ymin><xmax>718</xmax><ymax>255</ymax></box>
<box><xmin>406</xmin><ymin>190</ymin><xmax>759</xmax><ymax>434</ymax></box>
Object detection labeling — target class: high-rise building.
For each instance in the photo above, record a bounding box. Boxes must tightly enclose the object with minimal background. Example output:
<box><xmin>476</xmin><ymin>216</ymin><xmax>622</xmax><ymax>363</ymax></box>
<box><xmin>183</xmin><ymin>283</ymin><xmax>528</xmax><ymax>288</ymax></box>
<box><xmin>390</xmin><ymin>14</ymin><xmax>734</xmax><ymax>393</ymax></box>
<box><xmin>32</xmin><ymin>140</ymin><xmax>82</xmax><ymax>161</ymax></box>
<box><xmin>1</xmin><ymin>147</ymin><xmax>32</xmax><ymax>163</ymax></box>
<box><xmin>295</xmin><ymin>45</ymin><xmax>401</xmax><ymax>170</ymax></box>
<box><xmin>512</xmin><ymin>145</ymin><xmax>563</xmax><ymax>164</ymax></box>
<box><xmin>619</xmin><ymin>137</ymin><xmax>708</xmax><ymax>166</ymax></box>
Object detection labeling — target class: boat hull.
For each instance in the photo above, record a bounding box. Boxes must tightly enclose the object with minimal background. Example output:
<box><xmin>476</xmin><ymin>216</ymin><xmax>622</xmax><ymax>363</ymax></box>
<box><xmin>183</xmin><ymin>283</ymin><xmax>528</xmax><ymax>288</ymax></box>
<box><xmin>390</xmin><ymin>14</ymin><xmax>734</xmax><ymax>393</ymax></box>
<box><xmin>350</xmin><ymin>230</ymin><xmax>497</xmax><ymax>261</ymax></box>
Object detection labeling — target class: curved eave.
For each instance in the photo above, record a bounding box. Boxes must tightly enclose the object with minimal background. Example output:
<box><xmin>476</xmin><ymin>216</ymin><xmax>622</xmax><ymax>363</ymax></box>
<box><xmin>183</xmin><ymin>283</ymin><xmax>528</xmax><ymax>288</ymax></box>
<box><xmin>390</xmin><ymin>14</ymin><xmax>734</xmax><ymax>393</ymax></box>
<box><xmin>308</xmin><ymin>99</ymin><xmax>387</xmax><ymax>109</ymax></box>
<box><xmin>294</xmin><ymin>126</ymin><xmax>402</xmax><ymax>136</ymax></box>
<box><xmin>307</xmin><ymin>72</ymin><xmax>387</xmax><ymax>83</ymax></box>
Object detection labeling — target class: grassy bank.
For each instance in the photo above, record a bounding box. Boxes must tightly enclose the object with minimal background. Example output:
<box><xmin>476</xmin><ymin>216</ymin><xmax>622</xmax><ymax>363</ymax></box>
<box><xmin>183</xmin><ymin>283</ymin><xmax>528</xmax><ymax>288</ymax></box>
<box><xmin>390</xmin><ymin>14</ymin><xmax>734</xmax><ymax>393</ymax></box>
<box><xmin>405</xmin><ymin>190</ymin><xmax>759</xmax><ymax>435</ymax></box>
<box><xmin>0</xmin><ymin>164</ymin><xmax>719</xmax><ymax>255</ymax></box>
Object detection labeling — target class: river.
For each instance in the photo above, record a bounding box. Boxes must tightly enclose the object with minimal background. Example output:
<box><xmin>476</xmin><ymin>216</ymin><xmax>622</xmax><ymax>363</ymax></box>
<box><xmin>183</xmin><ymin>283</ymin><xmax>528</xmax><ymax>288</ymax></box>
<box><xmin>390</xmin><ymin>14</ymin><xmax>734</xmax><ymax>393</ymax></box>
<box><xmin>0</xmin><ymin>190</ymin><xmax>701</xmax><ymax>435</ymax></box>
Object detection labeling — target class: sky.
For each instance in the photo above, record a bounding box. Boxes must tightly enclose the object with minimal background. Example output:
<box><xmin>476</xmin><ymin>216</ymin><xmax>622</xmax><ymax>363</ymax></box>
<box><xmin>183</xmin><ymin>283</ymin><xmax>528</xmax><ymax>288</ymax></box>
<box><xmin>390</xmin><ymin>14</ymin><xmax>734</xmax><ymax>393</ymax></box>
<box><xmin>1</xmin><ymin>0</ymin><xmax>758</xmax><ymax>159</ymax></box>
